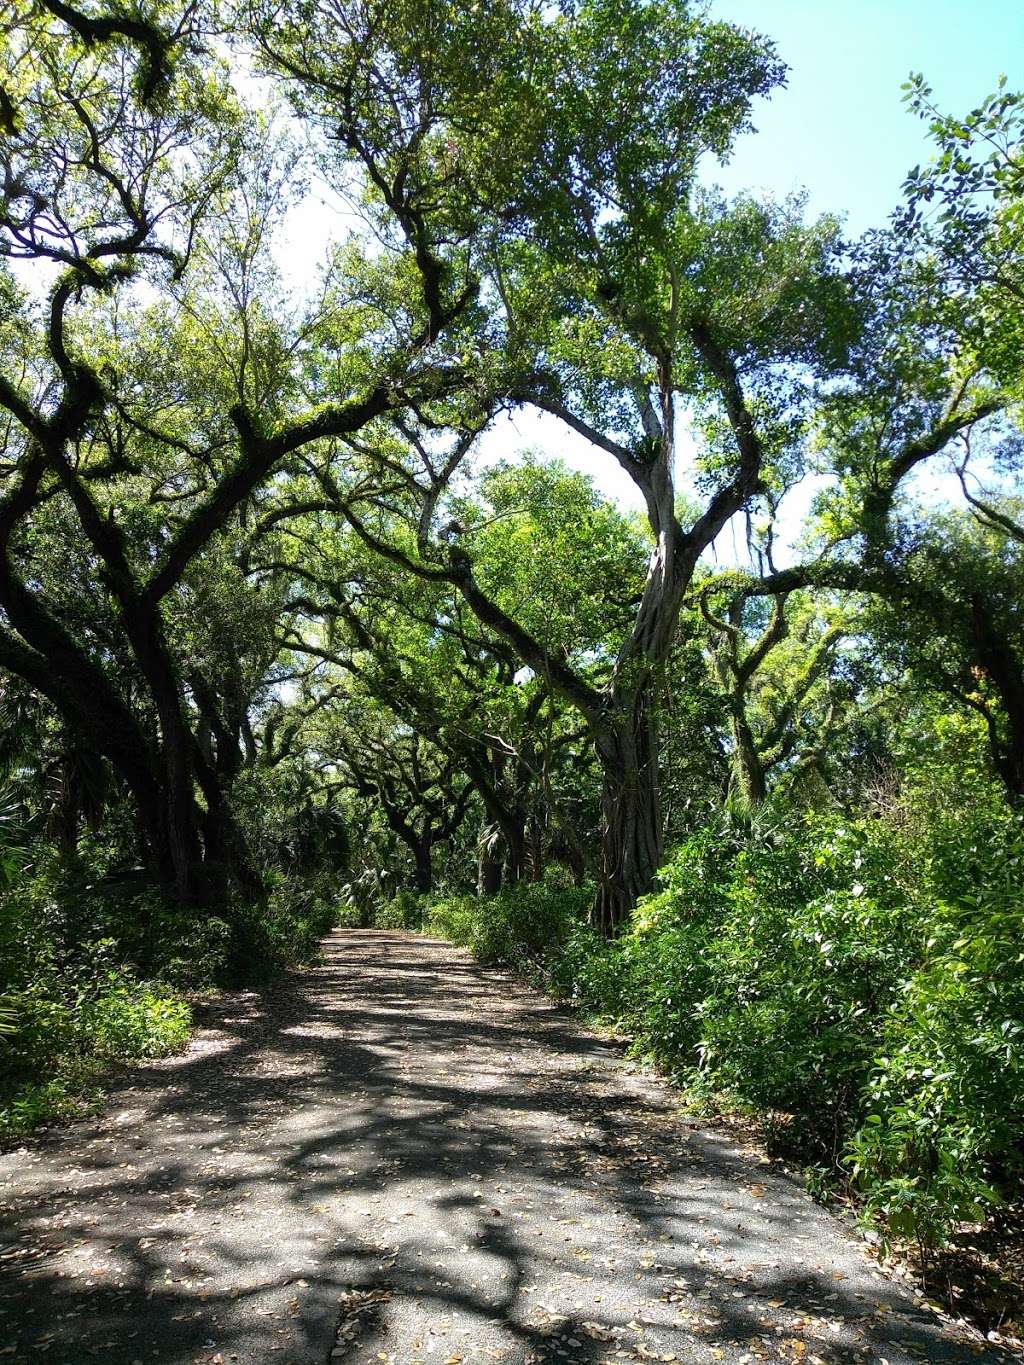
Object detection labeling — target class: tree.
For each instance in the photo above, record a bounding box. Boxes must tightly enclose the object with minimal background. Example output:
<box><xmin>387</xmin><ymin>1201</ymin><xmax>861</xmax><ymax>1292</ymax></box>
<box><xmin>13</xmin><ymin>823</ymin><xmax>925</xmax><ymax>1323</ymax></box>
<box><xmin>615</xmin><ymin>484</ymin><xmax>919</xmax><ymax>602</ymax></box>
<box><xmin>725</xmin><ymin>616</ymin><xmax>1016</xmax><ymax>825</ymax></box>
<box><xmin>900</xmin><ymin>76</ymin><xmax>1023</xmax><ymax>399</ymax></box>
<box><xmin>0</xmin><ymin>0</ymin><xmax>475</xmax><ymax>907</ymax></box>
<box><xmin>718</xmin><ymin>75</ymin><xmax>1024</xmax><ymax>803</ymax></box>
<box><xmin>261</xmin><ymin>458</ymin><xmax>637</xmax><ymax>891</ymax></box>
<box><xmin>318</xmin><ymin>700</ymin><xmax>473</xmax><ymax>893</ymax></box>
<box><xmin>698</xmin><ymin>590</ymin><xmax>848</xmax><ymax>810</ymax></box>
<box><xmin>257</xmin><ymin>0</ymin><xmax>867</xmax><ymax>926</ymax></box>
<box><xmin>861</xmin><ymin>507</ymin><xmax>1024</xmax><ymax>801</ymax></box>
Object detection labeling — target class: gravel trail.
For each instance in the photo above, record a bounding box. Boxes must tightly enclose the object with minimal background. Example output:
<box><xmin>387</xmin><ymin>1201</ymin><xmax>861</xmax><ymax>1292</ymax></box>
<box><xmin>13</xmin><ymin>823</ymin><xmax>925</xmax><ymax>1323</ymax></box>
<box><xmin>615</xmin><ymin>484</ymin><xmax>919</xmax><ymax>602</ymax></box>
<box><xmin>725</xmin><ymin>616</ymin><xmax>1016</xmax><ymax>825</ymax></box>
<box><xmin>0</xmin><ymin>930</ymin><xmax>999</xmax><ymax>1365</ymax></box>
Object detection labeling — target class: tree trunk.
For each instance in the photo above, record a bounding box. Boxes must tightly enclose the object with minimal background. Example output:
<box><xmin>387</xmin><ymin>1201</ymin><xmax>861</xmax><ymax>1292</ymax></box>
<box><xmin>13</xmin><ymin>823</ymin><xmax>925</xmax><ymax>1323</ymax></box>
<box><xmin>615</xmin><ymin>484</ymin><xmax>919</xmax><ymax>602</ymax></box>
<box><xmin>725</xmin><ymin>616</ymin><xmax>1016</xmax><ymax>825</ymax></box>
<box><xmin>503</xmin><ymin>808</ymin><xmax>527</xmax><ymax>886</ymax></box>
<box><xmin>466</xmin><ymin>753</ymin><xmax>527</xmax><ymax>892</ymax></box>
<box><xmin>202</xmin><ymin>790</ymin><xmax>264</xmax><ymax>901</ymax></box>
<box><xmin>970</xmin><ymin>595</ymin><xmax>1024</xmax><ymax>800</ymax></box>
<box><xmin>729</xmin><ymin>710</ymin><xmax>767</xmax><ymax>809</ymax></box>
<box><xmin>413</xmin><ymin>837</ymin><xmax>433</xmax><ymax>894</ymax></box>
<box><xmin>526</xmin><ymin>818</ymin><xmax>545</xmax><ymax>882</ymax></box>
<box><xmin>0</xmin><ymin>442</ymin><xmax>264</xmax><ymax>913</ymax></box>
<box><xmin>159</xmin><ymin>731</ymin><xmax>208</xmax><ymax>905</ymax></box>
<box><xmin>591</xmin><ymin>686</ymin><xmax>662</xmax><ymax>934</ymax></box>
<box><xmin>54</xmin><ymin>776</ymin><xmax>80</xmax><ymax>862</ymax></box>
<box><xmin>550</xmin><ymin>830</ymin><xmax>587</xmax><ymax>885</ymax></box>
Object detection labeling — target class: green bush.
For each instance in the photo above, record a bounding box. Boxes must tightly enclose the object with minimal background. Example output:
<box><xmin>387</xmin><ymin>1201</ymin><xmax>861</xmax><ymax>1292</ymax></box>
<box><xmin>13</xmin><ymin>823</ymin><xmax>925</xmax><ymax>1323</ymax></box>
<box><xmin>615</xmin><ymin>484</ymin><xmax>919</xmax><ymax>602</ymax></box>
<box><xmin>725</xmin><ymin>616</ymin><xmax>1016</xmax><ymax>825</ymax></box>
<box><xmin>334</xmin><ymin>901</ymin><xmax>362</xmax><ymax>928</ymax></box>
<box><xmin>79</xmin><ymin>977</ymin><xmax>191</xmax><ymax>1059</ymax></box>
<box><xmin>424</xmin><ymin>797</ymin><xmax>1024</xmax><ymax>1253</ymax></box>
<box><xmin>0</xmin><ymin>862</ymin><xmax>234</xmax><ymax>993</ymax></box>
<box><xmin>692</xmin><ymin>805</ymin><xmax>1022</xmax><ymax>1245</ymax></box>
<box><xmin>584</xmin><ymin>823</ymin><xmax>737</xmax><ymax>1074</ymax></box>
<box><xmin>0</xmin><ymin>972</ymin><xmax>191</xmax><ymax>1140</ymax></box>
<box><xmin>0</xmin><ymin>1077</ymin><xmax>88</xmax><ymax>1137</ymax></box>
<box><xmin>224</xmin><ymin>874</ymin><xmax>337</xmax><ymax>981</ymax></box>
<box><xmin>422</xmin><ymin>892</ymin><xmax>478</xmax><ymax>945</ymax></box>
<box><xmin>849</xmin><ymin>893</ymin><xmax>1024</xmax><ymax>1250</ymax></box>
<box><xmin>694</xmin><ymin>817</ymin><xmax>915</xmax><ymax>1156</ymax></box>
<box><xmin>131</xmin><ymin>895</ymin><xmax>234</xmax><ymax>987</ymax></box>
<box><xmin>374</xmin><ymin>890</ymin><xmax>428</xmax><ymax>930</ymax></box>
<box><xmin>0</xmin><ymin>853</ymin><xmax>337</xmax><ymax>1139</ymax></box>
<box><xmin>424</xmin><ymin>880</ymin><xmax>591</xmax><ymax>982</ymax></box>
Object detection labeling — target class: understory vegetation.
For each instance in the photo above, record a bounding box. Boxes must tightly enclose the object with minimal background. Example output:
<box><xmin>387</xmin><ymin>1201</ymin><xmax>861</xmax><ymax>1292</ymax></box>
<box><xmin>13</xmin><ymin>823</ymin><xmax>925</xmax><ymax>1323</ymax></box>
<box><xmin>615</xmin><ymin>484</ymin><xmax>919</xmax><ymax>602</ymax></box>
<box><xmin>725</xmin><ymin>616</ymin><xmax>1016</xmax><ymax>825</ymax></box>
<box><xmin>0</xmin><ymin>845</ymin><xmax>338</xmax><ymax>1136</ymax></box>
<box><xmin>1</xmin><ymin>0</ymin><xmax>1023</xmax><ymax>1330</ymax></box>
<box><xmin>421</xmin><ymin>727</ymin><xmax>1024</xmax><ymax>1265</ymax></box>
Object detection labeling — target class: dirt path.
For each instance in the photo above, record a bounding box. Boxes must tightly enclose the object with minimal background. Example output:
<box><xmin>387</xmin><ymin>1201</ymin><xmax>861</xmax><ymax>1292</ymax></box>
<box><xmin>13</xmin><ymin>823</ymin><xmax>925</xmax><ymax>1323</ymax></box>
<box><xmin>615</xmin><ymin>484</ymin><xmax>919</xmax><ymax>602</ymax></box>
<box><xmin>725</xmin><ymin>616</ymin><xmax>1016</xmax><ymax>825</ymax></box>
<box><xmin>0</xmin><ymin>931</ymin><xmax>1000</xmax><ymax>1365</ymax></box>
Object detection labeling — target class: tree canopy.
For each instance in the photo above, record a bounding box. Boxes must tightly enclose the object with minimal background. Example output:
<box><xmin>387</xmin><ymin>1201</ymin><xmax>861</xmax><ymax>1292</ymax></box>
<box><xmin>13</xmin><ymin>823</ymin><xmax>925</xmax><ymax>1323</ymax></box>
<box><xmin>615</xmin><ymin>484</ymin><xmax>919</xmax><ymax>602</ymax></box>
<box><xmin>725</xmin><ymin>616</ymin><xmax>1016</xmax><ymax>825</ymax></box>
<box><xmin>0</xmin><ymin>0</ymin><xmax>1020</xmax><ymax>921</ymax></box>
<box><xmin>2</xmin><ymin>0</ymin><xmax>1023</xmax><ymax>1294</ymax></box>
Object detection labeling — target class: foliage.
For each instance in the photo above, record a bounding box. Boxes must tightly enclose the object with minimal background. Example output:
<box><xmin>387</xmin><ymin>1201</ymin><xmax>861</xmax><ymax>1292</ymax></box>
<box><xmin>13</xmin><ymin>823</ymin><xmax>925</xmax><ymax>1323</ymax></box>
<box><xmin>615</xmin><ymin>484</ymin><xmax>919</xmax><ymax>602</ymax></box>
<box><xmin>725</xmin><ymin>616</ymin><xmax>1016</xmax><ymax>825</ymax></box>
<box><xmin>224</xmin><ymin>873</ymin><xmax>338</xmax><ymax>980</ymax></box>
<box><xmin>373</xmin><ymin>891</ymin><xmax>430</xmax><ymax>930</ymax></box>
<box><xmin>862</xmin><ymin>506</ymin><xmax>1024</xmax><ymax>799</ymax></box>
<box><xmin>424</xmin><ymin>880</ymin><xmax>591</xmax><ymax>982</ymax></box>
<box><xmin>425</xmin><ymin>755</ymin><xmax>1024</xmax><ymax>1253</ymax></box>
<box><xmin>0</xmin><ymin>887</ymin><xmax>193</xmax><ymax>1140</ymax></box>
<box><xmin>0</xmin><ymin>970</ymin><xmax>191</xmax><ymax>1142</ymax></box>
<box><xmin>850</xmin><ymin>893</ymin><xmax>1024</xmax><ymax>1253</ymax></box>
<box><xmin>0</xmin><ymin>846</ymin><xmax>336</xmax><ymax>1137</ymax></box>
<box><xmin>900</xmin><ymin>75</ymin><xmax>1023</xmax><ymax>399</ymax></box>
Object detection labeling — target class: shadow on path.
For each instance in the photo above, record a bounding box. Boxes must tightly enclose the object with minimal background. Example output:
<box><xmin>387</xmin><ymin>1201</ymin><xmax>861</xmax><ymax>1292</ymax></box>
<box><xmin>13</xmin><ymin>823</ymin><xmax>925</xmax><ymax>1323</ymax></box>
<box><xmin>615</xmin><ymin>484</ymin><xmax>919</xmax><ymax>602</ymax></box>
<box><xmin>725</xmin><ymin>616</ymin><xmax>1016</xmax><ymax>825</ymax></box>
<box><xmin>0</xmin><ymin>931</ymin><xmax>1001</xmax><ymax>1364</ymax></box>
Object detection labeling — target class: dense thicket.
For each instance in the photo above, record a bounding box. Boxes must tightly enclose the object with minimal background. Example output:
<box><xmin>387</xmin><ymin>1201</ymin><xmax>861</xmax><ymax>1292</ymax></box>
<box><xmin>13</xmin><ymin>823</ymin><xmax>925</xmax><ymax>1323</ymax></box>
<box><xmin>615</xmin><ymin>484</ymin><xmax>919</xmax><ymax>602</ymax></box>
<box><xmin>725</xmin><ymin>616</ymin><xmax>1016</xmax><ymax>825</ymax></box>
<box><xmin>0</xmin><ymin>0</ymin><xmax>1022</xmax><ymax>1287</ymax></box>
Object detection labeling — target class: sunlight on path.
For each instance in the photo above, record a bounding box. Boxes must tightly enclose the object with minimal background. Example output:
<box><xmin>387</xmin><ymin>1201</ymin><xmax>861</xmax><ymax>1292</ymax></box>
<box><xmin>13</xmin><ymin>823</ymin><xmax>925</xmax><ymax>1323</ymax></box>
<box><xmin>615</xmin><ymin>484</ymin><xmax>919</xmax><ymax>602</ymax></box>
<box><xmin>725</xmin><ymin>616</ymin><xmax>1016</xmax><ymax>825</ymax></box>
<box><xmin>0</xmin><ymin>932</ymin><xmax>998</xmax><ymax>1365</ymax></box>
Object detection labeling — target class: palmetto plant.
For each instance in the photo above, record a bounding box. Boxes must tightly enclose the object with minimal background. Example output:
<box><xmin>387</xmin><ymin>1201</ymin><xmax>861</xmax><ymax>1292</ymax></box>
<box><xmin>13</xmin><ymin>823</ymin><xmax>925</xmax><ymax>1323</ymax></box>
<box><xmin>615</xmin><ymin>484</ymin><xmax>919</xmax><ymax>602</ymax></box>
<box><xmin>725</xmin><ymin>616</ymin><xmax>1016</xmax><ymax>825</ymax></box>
<box><xmin>0</xmin><ymin>683</ymin><xmax>108</xmax><ymax>868</ymax></box>
<box><xmin>0</xmin><ymin>783</ymin><xmax>31</xmax><ymax>892</ymax></box>
<box><xmin>0</xmin><ymin>781</ymin><xmax>30</xmax><ymax>1043</ymax></box>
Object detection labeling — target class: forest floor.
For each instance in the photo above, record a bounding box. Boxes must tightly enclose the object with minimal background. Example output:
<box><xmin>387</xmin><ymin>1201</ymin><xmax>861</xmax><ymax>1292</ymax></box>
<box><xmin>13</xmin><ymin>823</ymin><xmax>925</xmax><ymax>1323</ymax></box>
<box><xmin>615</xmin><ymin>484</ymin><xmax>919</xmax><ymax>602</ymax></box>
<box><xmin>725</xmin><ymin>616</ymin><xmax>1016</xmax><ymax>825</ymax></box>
<box><xmin>0</xmin><ymin>930</ymin><xmax>1008</xmax><ymax>1365</ymax></box>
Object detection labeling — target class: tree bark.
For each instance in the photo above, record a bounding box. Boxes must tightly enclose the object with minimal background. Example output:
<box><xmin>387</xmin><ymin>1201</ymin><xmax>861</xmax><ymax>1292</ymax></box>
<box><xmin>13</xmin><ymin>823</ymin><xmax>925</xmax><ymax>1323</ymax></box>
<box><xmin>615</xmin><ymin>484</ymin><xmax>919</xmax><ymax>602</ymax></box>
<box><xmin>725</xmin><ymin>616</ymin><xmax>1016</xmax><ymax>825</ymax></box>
<box><xmin>503</xmin><ymin>807</ymin><xmax>527</xmax><ymax>886</ymax></box>
<box><xmin>729</xmin><ymin>708</ymin><xmax>768</xmax><ymax>809</ymax></box>
<box><xmin>477</xmin><ymin>826</ymin><xmax>503</xmax><ymax>895</ymax></box>
<box><xmin>970</xmin><ymin>594</ymin><xmax>1024</xmax><ymax>800</ymax></box>
<box><xmin>592</xmin><ymin>685</ymin><xmax>662</xmax><ymax>934</ymax></box>
<box><xmin>413</xmin><ymin>837</ymin><xmax>433</xmax><ymax>894</ymax></box>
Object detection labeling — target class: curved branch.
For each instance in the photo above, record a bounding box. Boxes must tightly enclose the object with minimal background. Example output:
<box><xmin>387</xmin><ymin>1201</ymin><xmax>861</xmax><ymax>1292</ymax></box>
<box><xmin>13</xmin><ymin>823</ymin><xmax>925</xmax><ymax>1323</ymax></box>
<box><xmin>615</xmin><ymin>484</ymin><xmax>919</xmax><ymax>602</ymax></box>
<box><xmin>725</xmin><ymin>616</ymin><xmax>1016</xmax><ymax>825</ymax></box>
<box><xmin>37</xmin><ymin>0</ymin><xmax>181</xmax><ymax>102</ymax></box>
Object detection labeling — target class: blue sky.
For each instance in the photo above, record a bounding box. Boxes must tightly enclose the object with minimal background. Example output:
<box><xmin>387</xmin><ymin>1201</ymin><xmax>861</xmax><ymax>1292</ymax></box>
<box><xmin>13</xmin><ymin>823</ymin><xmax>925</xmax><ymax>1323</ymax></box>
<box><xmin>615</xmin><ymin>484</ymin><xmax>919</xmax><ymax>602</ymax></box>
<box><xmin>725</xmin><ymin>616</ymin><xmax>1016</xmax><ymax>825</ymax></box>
<box><xmin>708</xmin><ymin>0</ymin><xmax>1024</xmax><ymax>230</ymax></box>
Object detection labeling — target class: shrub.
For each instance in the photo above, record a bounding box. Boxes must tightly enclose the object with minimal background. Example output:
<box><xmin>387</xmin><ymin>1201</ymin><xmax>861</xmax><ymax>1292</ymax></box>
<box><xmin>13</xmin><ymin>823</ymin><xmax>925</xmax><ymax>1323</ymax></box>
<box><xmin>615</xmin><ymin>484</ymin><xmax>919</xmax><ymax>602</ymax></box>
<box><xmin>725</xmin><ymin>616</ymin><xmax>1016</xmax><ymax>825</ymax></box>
<box><xmin>373</xmin><ymin>891</ymin><xmax>428</xmax><ymax>930</ymax></box>
<box><xmin>422</xmin><ymin>892</ymin><xmax>478</xmax><ymax>945</ymax></box>
<box><xmin>694</xmin><ymin>816</ymin><xmax>916</xmax><ymax>1160</ymax></box>
<box><xmin>688</xmin><ymin>804</ymin><xmax>1024</xmax><ymax>1243</ymax></box>
<box><xmin>224</xmin><ymin>874</ymin><xmax>336</xmax><ymax>981</ymax></box>
<box><xmin>334</xmin><ymin>901</ymin><xmax>362</xmax><ymax>928</ymax></box>
<box><xmin>591</xmin><ymin>823</ymin><xmax>737</xmax><ymax>1074</ymax></box>
<box><xmin>849</xmin><ymin>892</ymin><xmax>1024</xmax><ymax>1251</ymax></box>
<box><xmin>0</xmin><ymin>972</ymin><xmax>191</xmax><ymax>1140</ymax></box>
<box><xmin>0</xmin><ymin>852</ymin><xmax>336</xmax><ymax>1139</ymax></box>
<box><xmin>424</xmin><ymin>880</ymin><xmax>591</xmax><ymax>982</ymax></box>
<box><xmin>132</xmin><ymin>895</ymin><xmax>234</xmax><ymax>987</ymax></box>
<box><xmin>424</xmin><ymin>796</ymin><xmax>1024</xmax><ymax>1253</ymax></box>
<box><xmin>79</xmin><ymin>978</ymin><xmax>191</xmax><ymax>1059</ymax></box>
